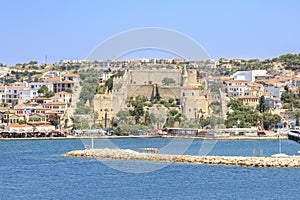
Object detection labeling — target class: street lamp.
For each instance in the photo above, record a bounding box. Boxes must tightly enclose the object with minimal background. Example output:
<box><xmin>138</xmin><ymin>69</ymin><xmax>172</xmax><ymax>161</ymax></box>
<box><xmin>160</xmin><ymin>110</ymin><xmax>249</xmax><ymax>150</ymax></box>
<box><xmin>237</xmin><ymin>119</ymin><xmax>241</xmax><ymax>128</ymax></box>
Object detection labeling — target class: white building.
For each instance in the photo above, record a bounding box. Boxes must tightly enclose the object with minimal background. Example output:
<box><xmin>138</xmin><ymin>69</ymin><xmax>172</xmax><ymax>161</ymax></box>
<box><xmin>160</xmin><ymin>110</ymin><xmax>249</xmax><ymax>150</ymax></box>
<box><xmin>29</xmin><ymin>82</ymin><xmax>54</xmax><ymax>97</ymax></box>
<box><xmin>44</xmin><ymin>71</ymin><xmax>60</xmax><ymax>78</ymax></box>
<box><xmin>43</xmin><ymin>102</ymin><xmax>67</xmax><ymax>114</ymax></box>
<box><xmin>55</xmin><ymin>91</ymin><xmax>71</xmax><ymax>103</ymax></box>
<box><xmin>99</xmin><ymin>73</ymin><xmax>114</xmax><ymax>83</ymax></box>
<box><xmin>35</xmin><ymin>124</ymin><xmax>56</xmax><ymax>132</ymax></box>
<box><xmin>224</xmin><ymin>79</ymin><xmax>250</xmax><ymax>97</ymax></box>
<box><xmin>0</xmin><ymin>86</ymin><xmax>34</xmax><ymax>106</ymax></box>
<box><xmin>4</xmin><ymin>124</ymin><xmax>33</xmax><ymax>132</ymax></box>
<box><xmin>231</xmin><ymin>70</ymin><xmax>267</xmax><ymax>82</ymax></box>
<box><xmin>63</xmin><ymin>73</ymin><xmax>80</xmax><ymax>87</ymax></box>
<box><xmin>11</xmin><ymin>82</ymin><xmax>28</xmax><ymax>87</ymax></box>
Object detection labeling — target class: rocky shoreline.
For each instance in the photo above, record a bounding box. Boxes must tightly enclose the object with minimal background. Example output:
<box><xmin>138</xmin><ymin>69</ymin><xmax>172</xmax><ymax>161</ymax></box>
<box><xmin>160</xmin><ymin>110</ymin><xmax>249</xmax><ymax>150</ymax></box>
<box><xmin>64</xmin><ymin>148</ymin><xmax>300</xmax><ymax>168</ymax></box>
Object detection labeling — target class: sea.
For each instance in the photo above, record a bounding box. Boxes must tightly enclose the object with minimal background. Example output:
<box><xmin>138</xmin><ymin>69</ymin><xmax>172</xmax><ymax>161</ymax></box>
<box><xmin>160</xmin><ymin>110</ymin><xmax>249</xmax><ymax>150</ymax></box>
<box><xmin>0</xmin><ymin>138</ymin><xmax>300</xmax><ymax>200</ymax></box>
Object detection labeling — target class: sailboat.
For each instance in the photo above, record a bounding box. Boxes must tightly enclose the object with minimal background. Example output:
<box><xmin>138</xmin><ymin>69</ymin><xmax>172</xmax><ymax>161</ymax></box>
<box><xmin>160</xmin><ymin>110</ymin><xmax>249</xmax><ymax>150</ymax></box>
<box><xmin>271</xmin><ymin>135</ymin><xmax>289</xmax><ymax>158</ymax></box>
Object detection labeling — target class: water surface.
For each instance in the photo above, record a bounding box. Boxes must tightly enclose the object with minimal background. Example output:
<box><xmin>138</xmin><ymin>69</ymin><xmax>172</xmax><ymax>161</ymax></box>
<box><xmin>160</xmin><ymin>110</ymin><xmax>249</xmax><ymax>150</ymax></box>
<box><xmin>0</xmin><ymin>138</ymin><xmax>299</xmax><ymax>199</ymax></box>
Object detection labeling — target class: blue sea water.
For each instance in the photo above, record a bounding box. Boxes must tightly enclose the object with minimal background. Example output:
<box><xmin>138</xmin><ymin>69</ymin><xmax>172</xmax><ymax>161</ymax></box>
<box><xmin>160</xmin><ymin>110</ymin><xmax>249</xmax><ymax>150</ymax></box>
<box><xmin>0</xmin><ymin>138</ymin><xmax>300</xmax><ymax>200</ymax></box>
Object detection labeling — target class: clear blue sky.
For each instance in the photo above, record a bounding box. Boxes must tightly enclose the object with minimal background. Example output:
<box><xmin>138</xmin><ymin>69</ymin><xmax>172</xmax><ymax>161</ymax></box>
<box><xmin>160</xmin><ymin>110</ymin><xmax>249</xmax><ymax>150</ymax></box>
<box><xmin>1</xmin><ymin>0</ymin><xmax>300</xmax><ymax>65</ymax></box>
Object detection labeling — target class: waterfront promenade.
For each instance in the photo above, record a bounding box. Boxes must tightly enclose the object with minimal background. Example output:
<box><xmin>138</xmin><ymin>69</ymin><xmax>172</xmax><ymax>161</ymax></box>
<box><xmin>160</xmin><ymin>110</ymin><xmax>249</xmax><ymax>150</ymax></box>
<box><xmin>0</xmin><ymin>134</ymin><xmax>288</xmax><ymax>140</ymax></box>
<box><xmin>65</xmin><ymin>148</ymin><xmax>300</xmax><ymax>168</ymax></box>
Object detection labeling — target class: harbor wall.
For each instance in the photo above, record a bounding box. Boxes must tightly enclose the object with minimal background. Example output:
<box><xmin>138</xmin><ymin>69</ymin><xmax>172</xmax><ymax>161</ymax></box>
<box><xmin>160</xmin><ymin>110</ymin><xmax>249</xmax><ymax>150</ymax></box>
<box><xmin>65</xmin><ymin>148</ymin><xmax>300</xmax><ymax>168</ymax></box>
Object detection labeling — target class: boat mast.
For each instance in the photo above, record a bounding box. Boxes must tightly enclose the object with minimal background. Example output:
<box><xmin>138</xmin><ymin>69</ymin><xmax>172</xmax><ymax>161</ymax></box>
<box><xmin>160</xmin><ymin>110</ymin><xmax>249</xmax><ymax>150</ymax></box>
<box><xmin>279</xmin><ymin>135</ymin><xmax>282</xmax><ymax>154</ymax></box>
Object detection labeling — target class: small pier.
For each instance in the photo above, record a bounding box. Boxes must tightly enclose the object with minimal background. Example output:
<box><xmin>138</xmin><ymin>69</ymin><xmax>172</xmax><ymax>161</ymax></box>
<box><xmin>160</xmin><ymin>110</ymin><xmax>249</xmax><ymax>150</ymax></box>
<box><xmin>139</xmin><ymin>148</ymin><xmax>158</xmax><ymax>154</ymax></box>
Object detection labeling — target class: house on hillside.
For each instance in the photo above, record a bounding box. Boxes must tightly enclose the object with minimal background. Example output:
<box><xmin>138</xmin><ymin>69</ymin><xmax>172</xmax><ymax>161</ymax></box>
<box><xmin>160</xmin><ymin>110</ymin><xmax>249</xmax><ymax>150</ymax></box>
<box><xmin>53</xmin><ymin>80</ymin><xmax>75</xmax><ymax>93</ymax></box>
<box><xmin>224</xmin><ymin>79</ymin><xmax>250</xmax><ymax>97</ymax></box>
<box><xmin>238</xmin><ymin>95</ymin><xmax>259</xmax><ymax>109</ymax></box>
<box><xmin>230</xmin><ymin>70</ymin><xmax>267</xmax><ymax>82</ymax></box>
<box><xmin>43</xmin><ymin>102</ymin><xmax>67</xmax><ymax>114</ymax></box>
<box><xmin>63</xmin><ymin>73</ymin><xmax>80</xmax><ymax>87</ymax></box>
<box><xmin>55</xmin><ymin>91</ymin><xmax>71</xmax><ymax>103</ymax></box>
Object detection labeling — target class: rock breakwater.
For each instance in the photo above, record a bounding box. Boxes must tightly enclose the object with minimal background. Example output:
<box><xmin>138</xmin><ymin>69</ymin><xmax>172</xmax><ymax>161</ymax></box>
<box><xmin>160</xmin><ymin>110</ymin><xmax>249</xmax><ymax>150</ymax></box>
<box><xmin>65</xmin><ymin>149</ymin><xmax>300</xmax><ymax>168</ymax></box>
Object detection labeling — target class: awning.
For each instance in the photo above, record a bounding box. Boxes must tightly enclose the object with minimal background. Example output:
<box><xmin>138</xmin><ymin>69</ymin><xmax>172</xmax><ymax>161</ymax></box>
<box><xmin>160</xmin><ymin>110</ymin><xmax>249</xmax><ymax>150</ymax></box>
<box><xmin>277</xmin><ymin>122</ymin><xmax>284</xmax><ymax>127</ymax></box>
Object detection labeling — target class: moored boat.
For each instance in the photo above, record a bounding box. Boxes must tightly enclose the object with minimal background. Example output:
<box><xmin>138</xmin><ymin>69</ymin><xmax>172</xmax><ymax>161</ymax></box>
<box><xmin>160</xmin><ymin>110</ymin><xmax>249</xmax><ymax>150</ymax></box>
<box><xmin>288</xmin><ymin>129</ymin><xmax>300</xmax><ymax>143</ymax></box>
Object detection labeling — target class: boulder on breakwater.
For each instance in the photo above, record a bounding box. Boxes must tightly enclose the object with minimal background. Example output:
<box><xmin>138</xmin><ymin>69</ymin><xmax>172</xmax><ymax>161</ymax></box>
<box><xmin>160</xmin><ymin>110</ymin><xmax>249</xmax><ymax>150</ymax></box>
<box><xmin>64</xmin><ymin>148</ymin><xmax>300</xmax><ymax>168</ymax></box>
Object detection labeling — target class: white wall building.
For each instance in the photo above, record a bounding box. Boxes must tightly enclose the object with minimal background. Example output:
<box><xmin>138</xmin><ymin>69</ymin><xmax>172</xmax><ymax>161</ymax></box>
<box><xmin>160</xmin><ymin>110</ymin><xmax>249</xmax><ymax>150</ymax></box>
<box><xmin>224</xmin><ymin>79</ymin><xmax>250</xmax><ymax>97</ymax></box>
<box><xmin>29</xmin><ymin>82</ymin><xmax>54</xmax><ymax>97</ymax></box>
<box><xmin>231</xmin><ymin>70</ymin><xmax>267</xmax><ymax>82</ymax></box>
<box><xmin>99</xmin><ymin>73</ymin><xmax>114</xmax><ymax>82</ymax></box>
<box><xmin>0</xmin><ymin>86</ymin><xmax>34</xmax><ymax>105</ymax></box>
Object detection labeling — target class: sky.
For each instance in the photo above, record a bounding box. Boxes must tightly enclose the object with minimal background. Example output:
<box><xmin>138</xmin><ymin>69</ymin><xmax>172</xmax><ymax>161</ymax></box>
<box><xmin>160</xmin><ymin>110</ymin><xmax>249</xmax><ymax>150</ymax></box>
<box><xmin>1</xmin><ymin>0</ymin><xmax>300</xmax><ymax>66</ymax></box>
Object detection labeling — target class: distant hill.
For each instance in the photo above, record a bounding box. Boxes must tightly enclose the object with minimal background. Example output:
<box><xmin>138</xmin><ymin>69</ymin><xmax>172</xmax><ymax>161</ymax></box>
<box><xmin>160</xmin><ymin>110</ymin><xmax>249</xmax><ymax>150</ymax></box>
<box><xmin>219</xmin><ymin>53</ymin><xmax>300</xmax><ymax>76</ymax></box>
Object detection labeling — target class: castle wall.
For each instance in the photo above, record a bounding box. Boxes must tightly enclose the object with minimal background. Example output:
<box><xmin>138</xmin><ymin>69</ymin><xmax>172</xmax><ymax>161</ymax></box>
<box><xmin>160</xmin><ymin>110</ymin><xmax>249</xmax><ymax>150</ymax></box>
<box><xmin>95</xmin><ymin>68</ymin><xmax>211</xmax><ymax>122</ymax></box>
<box><xmin>94</xmin><ymin>94</ymin><xmax>113</xmax><ymax>123</ymax></box>
<box><xmin>126</xmin><ymin>85</ymin><xmax>154</xmax><ymax>99</ymax></box>
<box><xmin>186</xmin><ymin>69</ymin><xmax>197</xmax><ymax>85</ymax></box>
<box><xmin>181</xmin><ymin>88</ymin><xmax>209</xmax><ymax>119</ymax></box>
<box><xmin>129</xmin><ymin>70</ymin><xmax>181</xmax><ymax>85</ymax></box>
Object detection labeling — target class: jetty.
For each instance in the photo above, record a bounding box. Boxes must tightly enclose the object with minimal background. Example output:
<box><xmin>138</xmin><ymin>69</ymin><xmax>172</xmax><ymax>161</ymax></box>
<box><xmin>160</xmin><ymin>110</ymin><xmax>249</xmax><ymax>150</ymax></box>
<box><xmin>65</xmin><ymin>148</ymin><xmax>300</xmax><ymax>168</ymax></box>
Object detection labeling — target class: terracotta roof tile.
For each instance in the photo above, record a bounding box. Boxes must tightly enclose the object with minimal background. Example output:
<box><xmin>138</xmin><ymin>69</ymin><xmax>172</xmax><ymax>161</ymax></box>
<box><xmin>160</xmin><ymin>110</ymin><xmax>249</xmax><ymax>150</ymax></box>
<box><xmin>46</xmin><ymin>76</ymin><xmax>61</xmax><ymax>81</ymax></box>
<box><xmin>43</xmin><ymin>102</ymin><xmax>66</xmax><ymax>105</ymax></box>
<box><xmin>238</xmin><ymin>95</ymin><xmax>258</xmax><ymax>99</ymax></box>
<box><xmin>6</xmin><ymin>124</ymin><xmax>31</xmax><ymax>128</ymax></box>
<box><xmin>64</xmin><ymin>73</ymin><xmax>79</xmax><ymax>77</ymax></box>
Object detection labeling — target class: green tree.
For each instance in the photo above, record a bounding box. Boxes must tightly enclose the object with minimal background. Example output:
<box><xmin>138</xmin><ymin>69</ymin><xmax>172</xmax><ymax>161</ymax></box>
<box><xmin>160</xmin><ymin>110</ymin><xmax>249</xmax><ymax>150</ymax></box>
<box><xmin>116</xmin><ymin>110</ymin><xmax>132</xmax><ymax>124</ymax></box>
<box><xmin>168</xmin><ymin>98</ymin><xmax>174</xmax><ymax>104</ymax></box>
<box><xmin>65</xmin><ymin>88</ymin><xmax>73</xmax><ymax>94</ymax></box>
<box><xmin>154</xmin><ymin>84</ymin><xmax>161</xmax><ymax>101</ymax></box>
<box><xmin>281</xmin><ymin>86</ymin><xmax>300</xmax><ymax>109</ymax></box>
<box><xmin>166</xmin><ymin>110</ymin><xmax>183</xmax><ymax>127</ymax></box>
<box><xmin>48</xmin><ymin>113</ymin><xmax>60</xmax><ymax>128</ymax></box>
<box><xmin>143</xmin><ymin>110</ymin><xmax>151</xmax><ymax>126</ymax></box>
<box><xmin>258</xmin><ymin>96</ymin><xmax>269</xmax><ymax>113</ymax></box>
<box><xmin>162</xmin><ymin>77</ymin><xmax>175</xmax><ymax>85</ymax></box>
<box><xmin>18</xmin><ymin>119</ymin><xmax>27</xmax><ymax>124</ymax></box>
<box><xmin>225</xmin><ymin>99</ymin><xmax>260</xmax><ymax>128</ymax></box>
<box><xmin>262</xmin><ymin>113</ymin><xmax>281</xmax><ymax>130</ymax></box>
<box><xmin>37</xmin><ymin>85</ymin><xmax>48</xmax><ymax>95</ymax></box>
<box><xmin>130</xmin><ymin>102</ymin><xmax>144</xmax><ymax>124</ymax></box>
<box><xmin>45</xmin><ymin>91</ymin><xmax>55</xmax><ymax>98</ymax></box>
<box><xmin>227</xmin><ymin>99</ymin><xmax>243</xmax><ymax>110</ymax></box>
<box><xmin>105</xmin><ymin>77</ymin><xmax>114</xmax><ymax>93</ymax></box>
<box><xmin>295</xmin><ymin>111</ymin><xmax>300</xmax><ymax>126</ymax></box>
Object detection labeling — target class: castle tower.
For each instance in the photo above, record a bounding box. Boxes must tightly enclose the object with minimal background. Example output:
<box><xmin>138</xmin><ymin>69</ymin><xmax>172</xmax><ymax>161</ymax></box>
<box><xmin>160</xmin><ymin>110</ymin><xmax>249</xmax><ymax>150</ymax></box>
<box><xmin>181</xmin><ymin>65</ymin><xmax>188</xmax><ymax>87</ymax></box>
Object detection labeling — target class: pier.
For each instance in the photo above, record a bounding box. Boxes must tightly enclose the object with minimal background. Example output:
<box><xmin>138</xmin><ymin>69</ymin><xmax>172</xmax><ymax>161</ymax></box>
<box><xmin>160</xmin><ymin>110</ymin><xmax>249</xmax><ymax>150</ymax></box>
<box><xmin>139</xmin><ymin>148</ymin><xmax>158</xmax><ymax>154</ymax></box>
<box><xmin>65</xmin><ymin>148</ymin><xmax>300</xmax><ymax>168</ymax></box>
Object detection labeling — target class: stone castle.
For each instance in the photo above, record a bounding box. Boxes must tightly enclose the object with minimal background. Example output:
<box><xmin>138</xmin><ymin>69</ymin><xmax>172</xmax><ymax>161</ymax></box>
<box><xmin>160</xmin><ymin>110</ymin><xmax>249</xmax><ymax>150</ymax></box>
<box><xmin>94</xmin><ymin>66</ymin><xmax>210</xmax><ymax>125</ymax></box>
